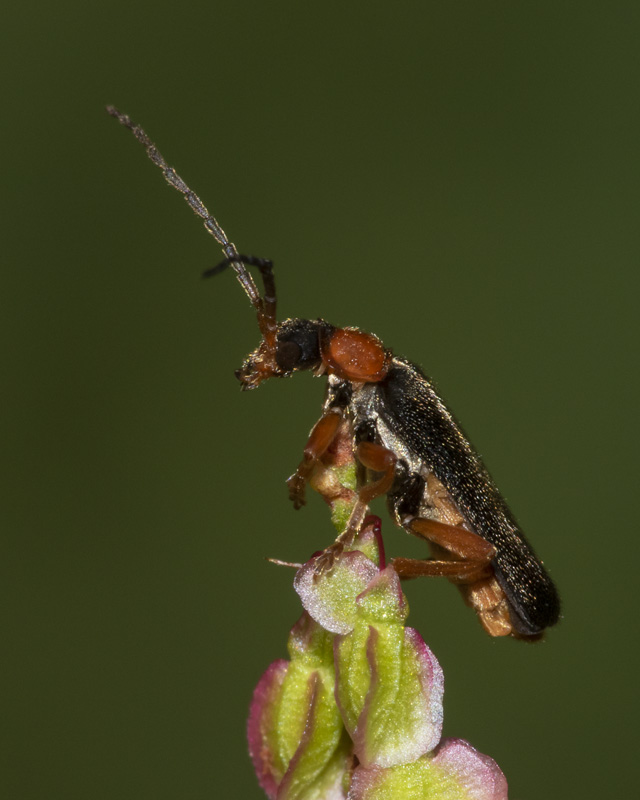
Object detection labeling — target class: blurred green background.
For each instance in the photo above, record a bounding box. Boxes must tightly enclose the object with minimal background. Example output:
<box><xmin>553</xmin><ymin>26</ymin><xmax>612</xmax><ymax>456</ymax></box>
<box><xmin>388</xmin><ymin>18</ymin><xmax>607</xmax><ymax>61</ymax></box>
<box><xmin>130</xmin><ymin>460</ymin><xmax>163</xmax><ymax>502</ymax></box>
<box><xmin>2</xmin><ymin>2</ymin><xmax>638</xmax><ymax>798</ymax></box>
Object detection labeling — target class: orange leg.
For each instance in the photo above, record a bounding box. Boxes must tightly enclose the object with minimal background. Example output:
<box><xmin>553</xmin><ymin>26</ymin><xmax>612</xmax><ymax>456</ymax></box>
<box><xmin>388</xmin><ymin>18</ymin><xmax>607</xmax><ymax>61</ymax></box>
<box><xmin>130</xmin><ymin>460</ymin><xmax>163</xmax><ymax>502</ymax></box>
<box><xmin>393</xmin><ymin>517</ymin><xmax>496</xmax><ymax>585</ymax></box>
<box><xmin>329</xmin><ymin>441</ymin><xmax>398</xmax><ymax>554</ymax></box>
<box><xmin>286</xmin><ymin>410</ymin><xmax>344</xmax><ymax>509</ymax></box>
<box><xmin>356</xmin><ymin>441</ymin><xmax>397</xmax><ymax>503</ymax></box>
<box><xmin>312</xmin><ymin>441</ymin><xmax>398</xmax><ymax>576</ymax></box>
<box><xmin>394</xmin><ymin>518</ymin><xmax>518</xmax><ymax>637</ymax></box>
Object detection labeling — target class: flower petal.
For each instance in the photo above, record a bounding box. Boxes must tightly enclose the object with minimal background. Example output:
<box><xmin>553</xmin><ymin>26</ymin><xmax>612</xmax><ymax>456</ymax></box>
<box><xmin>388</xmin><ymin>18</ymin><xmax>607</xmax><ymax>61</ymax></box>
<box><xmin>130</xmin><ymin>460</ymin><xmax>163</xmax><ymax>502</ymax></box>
<box><xmin>430</xmin><ymin>738</ymin><xmax>508</xmax><ymax>800</ymax></box>
<box><xmin>348</xmin><ymin>739</ymin><xmax>508</xmax><ymax>800</ymax></box>
<box><xmin>248</xmin><ymin>616</ymin><xmax>350</xmax><ymax>800</ymax></box>
<box><xmin>248</xmin><ymin>659</ymin><xmax>290</xmax><ymax>799</ymax></box>
<box><xmin>335</xmin><ymin>568</ymin><xmax>444</xmax><ymax>767</ymax></box>
<box><xmin>295</xmin><ymin>553</ymin><xmax>379</xmax><ymax>636</ymax></box>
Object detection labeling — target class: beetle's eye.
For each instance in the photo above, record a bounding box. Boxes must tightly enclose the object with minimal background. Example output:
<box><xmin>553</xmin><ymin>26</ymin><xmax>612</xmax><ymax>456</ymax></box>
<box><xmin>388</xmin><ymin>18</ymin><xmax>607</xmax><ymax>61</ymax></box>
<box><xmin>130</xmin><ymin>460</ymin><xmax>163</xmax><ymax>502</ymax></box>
<box><xmin>276</xmin><ymin>340</ymin><xmax>302</xmax><ymax>372</ymax></box>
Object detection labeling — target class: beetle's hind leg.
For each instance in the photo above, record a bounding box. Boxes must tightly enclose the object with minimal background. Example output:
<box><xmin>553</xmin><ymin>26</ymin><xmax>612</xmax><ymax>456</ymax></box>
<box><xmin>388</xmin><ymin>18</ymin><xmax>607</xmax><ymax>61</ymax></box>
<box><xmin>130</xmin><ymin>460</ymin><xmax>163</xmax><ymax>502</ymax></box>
<box><xmin>394</xmin><ymin>517</ymin><xmax>517</xmax><ymax>637</ymax></box>
<box><xmin>393</xmin><ymin>517</ymin><xmax>495</xmax><ymax>584</ymax></box>
<box><xmin>389</xmin><ymin>470</ymin><xmax>495</xmax><ymax>584</ymax></box>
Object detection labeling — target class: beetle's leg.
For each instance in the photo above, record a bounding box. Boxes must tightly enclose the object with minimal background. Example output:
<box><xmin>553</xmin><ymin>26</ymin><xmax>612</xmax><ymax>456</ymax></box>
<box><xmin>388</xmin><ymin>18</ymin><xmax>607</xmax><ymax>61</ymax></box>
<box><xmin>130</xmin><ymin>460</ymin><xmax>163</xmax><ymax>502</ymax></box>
<box><xmin>355</xmin><ymin>441</ymin><xmax>398</xmax><ymax>503</ymax></box>
<box><xmin>393</xmin><ymin>556</ymin><xmax>490</xmax><ymax>583</ymax></box>
<box><xmin>342</xmin><ymin>440</ymin><xmax>398</xmax><ymax>542</ymax></box>
<box><xmin>286</xmin><ymin>410</ymin><xmax>344</xmax><ymax>509</ymax></box>
<box><xmin>394</xmin><ymin>517</ymin><xmax>517</xmax><ymax>637</ymax></box>
<box><xmin>312</xmin><ymin>441</ymin><xmax>398</xmax><ymax>575</ymax></box>
<box><xmin>393</xmin><ymin>518</ymin><xmax>496</xmax><ymax>584</ymax></box>
<box><xmin>327</xmin><ymin>441</ymin><xmax>398</xmax><ymax>556</ymax></box>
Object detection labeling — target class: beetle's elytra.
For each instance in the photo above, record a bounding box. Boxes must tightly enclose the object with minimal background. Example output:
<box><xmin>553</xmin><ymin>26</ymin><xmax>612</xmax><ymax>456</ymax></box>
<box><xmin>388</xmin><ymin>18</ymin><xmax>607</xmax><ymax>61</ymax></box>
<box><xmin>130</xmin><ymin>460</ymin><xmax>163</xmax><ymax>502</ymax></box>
<box><xmin>108</xmin><ymin>106</ymin><xmax>560</xmax><ymax>640</ymax></box>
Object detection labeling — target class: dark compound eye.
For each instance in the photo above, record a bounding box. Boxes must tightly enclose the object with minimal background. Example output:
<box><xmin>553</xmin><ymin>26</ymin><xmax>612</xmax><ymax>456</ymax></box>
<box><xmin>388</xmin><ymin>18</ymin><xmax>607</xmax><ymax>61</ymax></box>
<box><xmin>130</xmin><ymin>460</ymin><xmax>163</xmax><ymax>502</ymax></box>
<box><xmin>276</xmin><ymin>340</ymin><xmax>302</xmax><ymax>372</ymax></box>
<box><xmin>274</xmin><ymin>318</ymin><xmax>331</xmax><ymax>373</ymax></box>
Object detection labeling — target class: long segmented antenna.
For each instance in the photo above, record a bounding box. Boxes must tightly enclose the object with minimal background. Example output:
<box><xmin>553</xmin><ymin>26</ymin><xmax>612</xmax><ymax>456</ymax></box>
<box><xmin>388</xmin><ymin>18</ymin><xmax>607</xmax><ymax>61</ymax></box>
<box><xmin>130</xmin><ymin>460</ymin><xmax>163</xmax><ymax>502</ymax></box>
<box><xmin>106</xmin><ymin>106</ymin><xmax>273</xmax><ymax>328</ymax></box>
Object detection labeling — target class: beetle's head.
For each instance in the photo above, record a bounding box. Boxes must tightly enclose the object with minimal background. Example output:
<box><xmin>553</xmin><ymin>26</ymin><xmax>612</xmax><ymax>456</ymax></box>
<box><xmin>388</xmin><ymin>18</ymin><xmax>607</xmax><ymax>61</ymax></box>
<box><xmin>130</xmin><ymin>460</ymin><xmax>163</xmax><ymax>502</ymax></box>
<box><xmin>204</xmin><ymin>255</ymin><xmax>333</xmax><ymax>390</ymax></box>
<box><xmin>236</xmin><ymin>317</ymin><xmax>333</xmax><ymax>390</ymax></box>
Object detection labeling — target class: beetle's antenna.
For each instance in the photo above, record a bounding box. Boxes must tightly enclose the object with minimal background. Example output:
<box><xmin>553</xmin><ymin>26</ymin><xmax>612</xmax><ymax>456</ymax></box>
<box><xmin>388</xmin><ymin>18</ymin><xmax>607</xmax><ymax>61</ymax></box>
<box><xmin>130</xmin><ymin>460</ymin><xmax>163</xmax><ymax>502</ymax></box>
<box><xmin>106</xmin><ymin>106</ymin><xmax>267</xmax><ymax>318</ymax></box>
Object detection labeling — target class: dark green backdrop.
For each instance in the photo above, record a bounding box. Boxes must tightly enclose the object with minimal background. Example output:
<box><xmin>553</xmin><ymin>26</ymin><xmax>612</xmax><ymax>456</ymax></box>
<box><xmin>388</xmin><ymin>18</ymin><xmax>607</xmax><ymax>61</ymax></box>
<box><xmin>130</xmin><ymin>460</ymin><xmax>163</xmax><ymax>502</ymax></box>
<box><xmin>2</xmin><ymin>3</ymin><xmax>638</xmax><ymax>798</ymax></box>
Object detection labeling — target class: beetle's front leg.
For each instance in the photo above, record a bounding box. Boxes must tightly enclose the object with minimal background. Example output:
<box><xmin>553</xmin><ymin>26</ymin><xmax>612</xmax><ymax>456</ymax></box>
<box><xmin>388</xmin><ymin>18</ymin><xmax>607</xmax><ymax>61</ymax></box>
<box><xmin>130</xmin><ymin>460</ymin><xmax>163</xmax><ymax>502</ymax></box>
<box><xmin>286</xmin><ymin>409</ymin><xmax>344</xmax><ymax>509</ymax></box>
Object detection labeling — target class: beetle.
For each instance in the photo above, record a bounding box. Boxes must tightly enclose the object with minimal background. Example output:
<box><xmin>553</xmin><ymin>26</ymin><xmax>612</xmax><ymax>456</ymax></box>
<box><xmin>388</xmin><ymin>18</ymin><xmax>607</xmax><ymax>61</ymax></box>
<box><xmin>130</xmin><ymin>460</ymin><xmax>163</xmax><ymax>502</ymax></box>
<box><xmin>107</xmin><ymin>107</ymin><xmax>560</xmax><ymax>640</ymax></box>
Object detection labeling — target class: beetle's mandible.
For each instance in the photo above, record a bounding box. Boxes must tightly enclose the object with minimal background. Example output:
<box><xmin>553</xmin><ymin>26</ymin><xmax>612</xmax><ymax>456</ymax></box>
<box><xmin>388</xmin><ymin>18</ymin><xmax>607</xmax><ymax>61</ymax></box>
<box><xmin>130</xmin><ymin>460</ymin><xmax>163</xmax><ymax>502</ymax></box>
<box><xmin>108</xmin><ymin>107</ymin><xmax>560</xmax><ymax>640</ymax></box>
